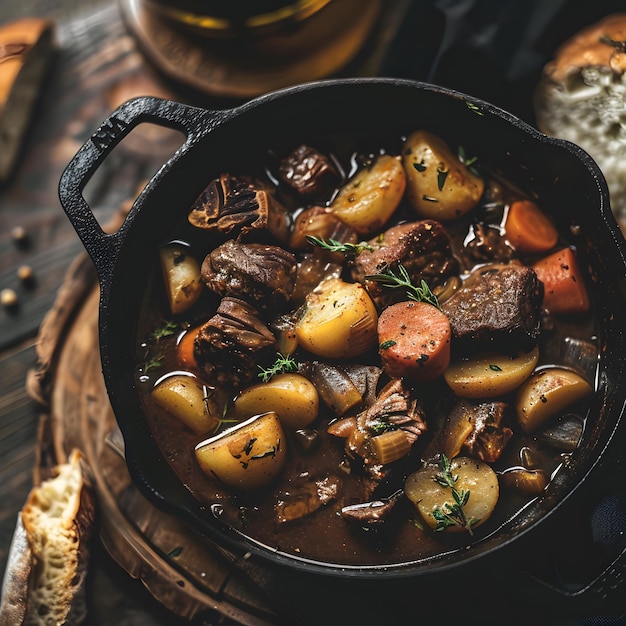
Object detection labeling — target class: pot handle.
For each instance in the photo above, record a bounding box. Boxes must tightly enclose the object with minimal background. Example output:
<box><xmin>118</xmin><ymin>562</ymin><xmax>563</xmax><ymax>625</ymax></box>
<box><xmin>58</xmin><ymin>96</ymin><xmax>227</xmax><ymax>278</ymax></box>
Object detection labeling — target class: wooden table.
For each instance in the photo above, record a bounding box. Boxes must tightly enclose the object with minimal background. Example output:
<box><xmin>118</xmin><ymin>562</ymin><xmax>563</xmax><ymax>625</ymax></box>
<box><xmin>2</xmin><ymin>1</ymin><xmax>626</xmax><ymax>624</ymax></box>
<box><xmin>0</xmin><ymin>3</ymin><xmax>205</xmax><ymax>624</ymax></box>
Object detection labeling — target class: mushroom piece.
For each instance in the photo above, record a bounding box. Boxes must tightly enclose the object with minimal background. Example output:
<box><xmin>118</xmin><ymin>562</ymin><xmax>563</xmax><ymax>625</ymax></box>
<box><xmin>340</xmin><ymin>490</ymin><xmax>403</xmax><ymax>529</ymax></box>
<box><xmin>278</xmin><ymin>143</ymin><xmax>341</xmax><ymax>198</ymax></box>
<box><xmin>188</xmin><ymin>173</ymin><xmax>290</xmax><ymax>243</ymax></box>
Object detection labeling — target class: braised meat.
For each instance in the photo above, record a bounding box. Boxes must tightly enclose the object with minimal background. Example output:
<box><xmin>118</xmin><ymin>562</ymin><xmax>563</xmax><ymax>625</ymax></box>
<box><xmin>330</xmin><ymin>379</ymin><xmax>427</xmax><ymax>482</ymax></box>
<box><xmin>350</xmin><ymin>220</ymin><xmax>459</xmax><ymax>309</ymax></box>
<box><xmin>201</xmin><ymin>239</ymin><xmax>297</xmax><ymax>314</ymax></box>
<box><xmin>464</xmin><ymin>222</ymin><xmax>515</xmax><ymax>265</ymax></box>
<box><xmin>188</xmin><ymin>173</ymin><xmax>289</xmax><ymax>243</ymax></box>
<box><xmin>462</xmin><ymin>400</ymin><xmax>514</xmax><ymax>463</ymax></box>
<box><xmin>194</xmin><ymin>296</ymin><xmax>277</xmax><ymax>387</ymax></box>
<box><xmin>275</xmin><ymin>475</ymin><xmax>341</xmax><ymax>524</ymax></box>
<box><xmin>278</xmin><ymin>144</ymin><xmax>340</xmax><ymax>198</ymax></box>
<box><xmin>441</xmin><ymin>263</ymin><xmax>543</xmax><ymax>353</ymax></box>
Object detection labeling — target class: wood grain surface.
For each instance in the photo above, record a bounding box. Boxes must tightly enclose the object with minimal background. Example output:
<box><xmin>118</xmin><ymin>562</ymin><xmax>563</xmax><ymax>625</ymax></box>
<box><xmin>0</xmin><ymin>3</ymin><xmax>209</xmax><ymax>624</ymax></box>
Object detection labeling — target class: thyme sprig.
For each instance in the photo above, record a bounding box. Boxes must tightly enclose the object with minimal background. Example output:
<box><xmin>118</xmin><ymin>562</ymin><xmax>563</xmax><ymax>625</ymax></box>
<box><xmin>258</xmin><ymin>353</ymin><xmax>299</xmax><ymax>383</ymax></box>
<box><xmin>306</xmin><ymin>235</ymin><xmax>374</xmax><ymax>256</ymax></box>
<box><xmin>432</xmin><ymin>454</ymin><xmax>479</xmax><ymax>535</ymax></box>
<box><xmin>140</xmin><ymin>320</ymin><xmax>179</xmax><ymax>373</ymax></box>
<box><xmin>150</xmin><ymin>320</ymin><xmax>178</xmax><ymax>340</ymax></box>
<box><xmin>458</xmin><ymin>145</ymin><xmax>480</xmax><ymax>177</ymax></box>
<box><xmin>364</xmin><ymin>264</ymin><xmax>441</xmax><ymax>310</ymax></box>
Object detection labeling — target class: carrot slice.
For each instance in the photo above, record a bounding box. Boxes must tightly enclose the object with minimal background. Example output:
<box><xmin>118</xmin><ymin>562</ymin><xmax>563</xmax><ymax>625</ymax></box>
<box><xmin>176</xmin><ymin>324</ymin><xmax>201</xmax><ymax>371</ymax></box>
<box><xmin>532</xmin><ymin>247</ymin><xmax>590</xmax><ymax>315</ymax></box>
<box><xmin>378</xmin><ymin>300</ymin><xmax>451</xmax><ymax>382</ymax></box>
<box><xmin>505</xmin><ymin>200</ymin><xmax>558</xmax><ymax>254</ymax></box>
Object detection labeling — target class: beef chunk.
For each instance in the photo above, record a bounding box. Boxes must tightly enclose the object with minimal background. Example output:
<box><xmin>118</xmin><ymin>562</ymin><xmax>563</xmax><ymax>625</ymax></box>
<box><xmin>350</xmin><ymin>220</ymin><xmax>459</xmax><ymax>309</ymax></box>
<box><xmin>188</xmin><ymin>173</ymin><xmax>289</xmax><ymax>243</ymax></box>
<box><xmin>464</xmin><ymin>222</ymin><xmax>515</xmax><ymax>265</ymax></box>
<box><xmin>461</xmin><ymin>400</ymin><xmax>513</xmax><ymax>463</ymax></box>
<box><xmin>278</xmin><ymin>144</ymin><xmax>340</xmax><ymax>198</ymax></box>
<box><xmin>441</xmin><ymin>263</ymin><xmax>543</xmax><ymax>353</ymax></box>
<box><xmin>275</xmin><ymin>475</ymin><xmax>340</xmax><ymax>523</ymax></box>
<box><xmin>201</xmin><ymin>239</ymin><xmax>297</xmax><ymax>314</ymax></box>
<box><xmin>194</xmin><ymin>296</ymin><xmax>277</xmax><ymax>387</ymax></box>
<box><xmin>423</xmin><ymin>399</ymin><xmax>513</xmax><ymax>463</ymax></box>
<box><xmin>332</xmin><ymin>379</ymin><xmax>427</xmax><ymax>481</ymax></box>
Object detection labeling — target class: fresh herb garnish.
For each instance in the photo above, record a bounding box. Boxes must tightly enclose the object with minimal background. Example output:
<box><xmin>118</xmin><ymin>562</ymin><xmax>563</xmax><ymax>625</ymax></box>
<box><xmin>465</xmin><ymin>101</ymin><xmax>484</xmax><ymax>116</ymax></box>
<box><xmin>258</xmin><ymin>353</ymin><xmax>299</xmax><ymax>383</ymax></box>
<box><xmin>143</xmin><ymin>356</ymin><xmax>163</xmax><ymax>372</ymax></box>
<box><xmin>306</xmin><ymin>235</ymin><xmax>374</xmax><ymax>256</ymax></box>
<box><xmin>151</xmin><ymin>320</ymin><xmax>178</xmax><ymax>340</ymax></box>
<box><xmin>432</xmin><ymin>454</ymin><xmax>479</xmax><ymax>535</ymax></box>
<box><xmin>437</xmin><ymin>168</ymin><xmax>448</xmax><ymax>191</ymax></box>
<box><xmin>365</xmin><ymin>264</ymin><xmax>441</xmax><ymax>309</ymax></box>
<box><xmin>458</xmin><ymin>145</ymin><xmax>480</xmax><ymax>177</ymax></box>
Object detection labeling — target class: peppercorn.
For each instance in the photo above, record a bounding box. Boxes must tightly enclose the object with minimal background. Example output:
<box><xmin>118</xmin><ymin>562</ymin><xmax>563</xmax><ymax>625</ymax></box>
<box><xmin>1</xmin><ymin>288</ymin><xmax>18</xmax><ymax>310</ymax></box>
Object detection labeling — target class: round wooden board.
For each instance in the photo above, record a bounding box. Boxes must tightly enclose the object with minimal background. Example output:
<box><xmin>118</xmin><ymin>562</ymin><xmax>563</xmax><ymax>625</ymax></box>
<box><xmin>26</xmin><ymin>240</ymin><xmax>294</xmax><ymax>626</ymax></box>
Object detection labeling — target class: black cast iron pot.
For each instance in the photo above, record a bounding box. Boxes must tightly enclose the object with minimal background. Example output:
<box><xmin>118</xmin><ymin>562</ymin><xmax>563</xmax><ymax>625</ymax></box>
<box><xmin>58</xmin><ymin>78</ymin><xmax>626</xmax><ymax>616</ymax></box>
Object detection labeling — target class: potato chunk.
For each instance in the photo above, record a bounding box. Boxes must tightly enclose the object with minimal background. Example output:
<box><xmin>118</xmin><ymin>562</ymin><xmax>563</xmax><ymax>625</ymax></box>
<box><xmin>159</xmin><ymin>243</ymin><xmax>203</xmax><ymax>315</ymax></box>
<box><xmin>444</xmin><ymin>346</ymin><xmax>539</xmax><ymax>398</ymax></box>
<box><xmin>516</xmin><ymin>367</ymin><xmax>593</xmax><ymax>433</ymax></box>
<box><xmin>232</xmin><ymin>373</ymin><xmax>319</xmax><ymax>429</ymax></box>
<box><xmin>405</xmin><ymin>456</ymin><xmax>499</xmax><ymax>532</ymax></box>
<box><xmin>330</xmin><ymin>154</ymin><xmax>406</xmax><ymax>235</ymax></box>
<box><xmin>151</xmin><ymin>374</ymin><xmax>222</xmax><ymax>435</ymax></box>
<box><xmin>402</xmin><ymin>130</ymin><xmax>484</xmax><ymax>220</ymax></box>
<box><xmin>195</xmin><ymin>412</ymin><xmax>286</xmax><ymax>490</ymax></box>
<box><xmin>295</xmin><ymin>277</ymin><xmax>378</xmax><ymax>358</ymax></box>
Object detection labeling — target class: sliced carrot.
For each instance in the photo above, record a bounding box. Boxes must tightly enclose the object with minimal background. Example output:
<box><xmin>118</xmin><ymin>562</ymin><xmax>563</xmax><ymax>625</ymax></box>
<box><xmin>532</xmin><ymin>247</ymin><xmax>590</xmax><ymax>315</ymax></box>
<box><xmin>176</xmin><ymin>324</ymin><xmax>202</xmax><ymax>372</ymax></box>
<box><xmin>377</xmin><ymin>300</ymin><xmax>451</xmax><ymax>382</ymax></box>
<box><xmin>505</xmin><ymin>200</ymin><xmax>558</xmax><ymax>254</ymax></box>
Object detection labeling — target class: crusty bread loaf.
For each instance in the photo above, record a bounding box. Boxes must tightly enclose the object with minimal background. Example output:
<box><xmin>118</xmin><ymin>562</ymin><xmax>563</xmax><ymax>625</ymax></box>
<box><xmin>0</xmin><ymin>449</ymin><xmax>96</xmax><ymax>626</ymax></box>
<box><xmin>0</xmin><ymin>17</ymin><xmax>55</xmax><ymax>182</ymax></box>
<box><xmin>533</xmin><ymin>13</ymin><xmax>626</xmax><ymax>223</ymax></box>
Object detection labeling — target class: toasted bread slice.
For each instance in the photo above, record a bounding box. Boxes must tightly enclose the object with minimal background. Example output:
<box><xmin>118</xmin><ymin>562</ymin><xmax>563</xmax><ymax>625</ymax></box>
<box><xmin>0</xmin><ymin>449</ymin><xmax>96</xmax><ymax>626</ymax></box>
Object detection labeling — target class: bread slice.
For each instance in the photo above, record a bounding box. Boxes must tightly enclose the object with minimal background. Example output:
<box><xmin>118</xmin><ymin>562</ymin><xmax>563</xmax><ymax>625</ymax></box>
<box><xmin>533</xmin><ymin>13</ymin><xmax>626</xmax><ymax>223</ymax></box>
<box><xmin>0</xmin><ymin>17</ymin><xmax>55</xmax><ymax>182</ymax></box>
<box><xmin>0</xmin><ymin>449</ymin><xmax>96</xmax><ymax>626</ymax></box>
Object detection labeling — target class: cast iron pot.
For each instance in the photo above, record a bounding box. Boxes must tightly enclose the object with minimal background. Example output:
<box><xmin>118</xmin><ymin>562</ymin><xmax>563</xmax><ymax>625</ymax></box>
<box><xmin>58</xmin><ymin>78</ymin><xmax>626</xmax><ymax>600</ymax></box>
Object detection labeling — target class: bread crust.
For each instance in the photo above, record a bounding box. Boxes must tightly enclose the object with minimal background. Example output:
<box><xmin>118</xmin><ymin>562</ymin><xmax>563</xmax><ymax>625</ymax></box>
<box><xmin>0</xmin><ymin>449</ymin><xmax>96</xmax><ymax>626</ymax></box>
<box><xmin>534</xmin><ymin>13</ymin><xmax>626</xmax><ymax>221</ymax></box>
<box><xmin>543</xmin><ymin>13</ymin><xmax>626</xmax><ymax>83</ymax></box>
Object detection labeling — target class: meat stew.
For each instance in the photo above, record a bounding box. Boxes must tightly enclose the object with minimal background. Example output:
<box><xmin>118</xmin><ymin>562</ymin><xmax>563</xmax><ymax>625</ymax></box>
<box><xmin>133</xmin><ymin>126</ymin><xmax>598</xmax><ymax>567</ymax></box>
